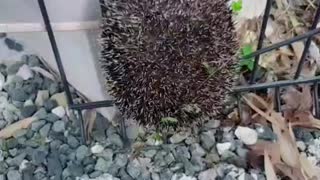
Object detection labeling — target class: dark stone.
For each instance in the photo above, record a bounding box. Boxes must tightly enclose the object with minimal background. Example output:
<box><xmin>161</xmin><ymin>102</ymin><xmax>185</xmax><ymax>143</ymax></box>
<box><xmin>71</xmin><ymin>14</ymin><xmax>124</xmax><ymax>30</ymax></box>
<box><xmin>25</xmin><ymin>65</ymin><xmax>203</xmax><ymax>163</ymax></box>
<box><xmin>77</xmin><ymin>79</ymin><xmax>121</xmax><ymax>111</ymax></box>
<box><xmin>59</xmin><ymin>154</ymin><xmax>68</xmax><ymax>168</ymax></box>
<box><xmin>6</xmin><ymin>138</ymin><xmax>18</xmax><ymax>149</ymax></box>
<box><xmin>0</xmin><ymin>161</ymin><xmax>8</xmax><ymax>174</ymax></box>
<box><xmin>84</xmin><ymin>164</ymin><xmax>95</xmax><ymax>174</ymax></box>
<box><xmin>59</xmin><ymin>144</ymin><xmax>71</xmax><ymax>154</ymax></box>
<box><xmin>4</xmin><ymin>38</ymin><xmax>23</xmax><ymax>52</ymax></box>
<box><xmin>9</xmin><ymin>89</ymin><xmax>29</xmax><ymax>102</ymax></box>
<box><xmin>94</xmin><ymin>113</ymin><xmax>109</xmax><ymax>132</ymax></box>
<box><xmin>50</xmin><ymin>140</ymin><xmax>63</xmax><ymax>150</ymax></box>
<box><xmin>82</xmin><ymin>156</ymin><xmax>96</xmax><ymax>166</ymax></box>
<box><xmin>21</xmin><ymin>105</ymin><xmax>37</xmax><ymax>118</ymax></box>
<box><xmin>0</xmin><ymin>33</ymin><xmax>6</xmax><ymax>38</ymax></box>
<box><xmin>294</xmin><ymin>128</ymin><xmax>314</xmax><ymax>142</ymax></box>
<box><xmin>45</xmin><ymin>113</ymin><xmax>60</xmax><ymax>122</ymax></box>
<box><xmin>49</xmin><ymin>83</ymin><xmax>60</xmax><ymax>95</ymax></box>
<box><xmin>26</xmin><ymin>55</ymin><xmax>40</xmax><ymax>67</ymax></box>
<box><xmin>0</xmin><ymin>64</ymin><xmax>7</xmax><ymax>76</ymax></box>
<box><xmin>32</xmin><ymin>150</ymin><xmax>47</xmax><ymax>165</ymax></box>
<box><xmin>119</xmin><ymin>168</ymin><xmax>134</xmax><ymax>180</ymax></box>
<box><xmin>67</xmin><ymin>135</ymin><xmax>79</xmax><ymax>149</ymax></box>
<box><xmin>43</xmin><ymin>100</ymin><xmax>58</xmax><ymax>111</ymax></box>
<box><xmin>47</xmin><ymin>151</ymin><xmax>63</xmax><ymax>177</ymax></box>
<box><xmin>68</xmin><ymin>163</ymin><xmax>84</xmax><ymax>177</ymax></box>
<box><xmin>6</xmin><ymin>153</ymin><xmax>26</xmax><ymax>167</ymax></box>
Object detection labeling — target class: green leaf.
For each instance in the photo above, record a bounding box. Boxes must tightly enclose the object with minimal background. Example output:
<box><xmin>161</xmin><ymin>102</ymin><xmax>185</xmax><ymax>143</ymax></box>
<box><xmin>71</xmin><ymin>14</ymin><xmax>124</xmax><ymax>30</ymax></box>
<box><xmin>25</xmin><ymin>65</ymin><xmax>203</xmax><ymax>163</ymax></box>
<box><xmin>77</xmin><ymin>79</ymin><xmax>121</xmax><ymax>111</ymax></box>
<box><xmin>239</xmin><ymin>44</ymin><xmax>254</xmax><ymax>71</ymax></box>
<box><xmin>160</xmin><ymin>117</ymin><xmax>178</xmax><ymax>126</ymax></box>
<box><xmin>231</xmin><ymin>0</ymin><xmax>242</xmax><ymax>13</ymax></box>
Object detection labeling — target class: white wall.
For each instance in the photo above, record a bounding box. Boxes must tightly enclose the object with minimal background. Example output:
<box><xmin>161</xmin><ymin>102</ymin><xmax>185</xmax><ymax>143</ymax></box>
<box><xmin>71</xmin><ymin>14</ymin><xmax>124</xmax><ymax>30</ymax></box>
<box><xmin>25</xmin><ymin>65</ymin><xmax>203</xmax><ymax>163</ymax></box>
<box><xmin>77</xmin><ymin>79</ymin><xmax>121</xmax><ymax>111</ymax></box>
<box><xmin>0</xmin><ymin>0</ymin><xmax>100</xmax><ymax>23</ymax></box>
<box><xmin>0</xmin><ymin>0</ymin><xmax>118</xmax><ymax>122</ymax></box>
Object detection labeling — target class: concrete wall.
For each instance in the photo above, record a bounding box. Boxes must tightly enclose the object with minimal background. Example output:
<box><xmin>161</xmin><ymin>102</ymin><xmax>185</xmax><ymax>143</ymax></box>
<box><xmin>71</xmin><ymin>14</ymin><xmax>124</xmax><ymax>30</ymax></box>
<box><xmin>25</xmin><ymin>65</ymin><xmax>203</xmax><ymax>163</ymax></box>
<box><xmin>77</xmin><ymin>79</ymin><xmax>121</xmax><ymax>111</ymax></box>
<box><xmin>0</xmin><ymin>0</ymin><xmax>100</xmax><ymax>23</ymax></box>
<box><xmin>0</xmin><ymin>0</ymin><xmax>118</xmax><ymax>122</ymax></box>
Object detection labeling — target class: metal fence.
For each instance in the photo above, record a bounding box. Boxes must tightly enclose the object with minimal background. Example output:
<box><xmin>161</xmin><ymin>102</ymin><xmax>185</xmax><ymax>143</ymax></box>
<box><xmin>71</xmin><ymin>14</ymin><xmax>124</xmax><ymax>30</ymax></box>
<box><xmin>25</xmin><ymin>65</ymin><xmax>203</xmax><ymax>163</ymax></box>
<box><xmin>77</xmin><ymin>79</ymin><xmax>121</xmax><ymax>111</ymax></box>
<box><xmin>37</xmin><ymin>0</ymin><xmax>320</xmax><ymax>143</ymax></box>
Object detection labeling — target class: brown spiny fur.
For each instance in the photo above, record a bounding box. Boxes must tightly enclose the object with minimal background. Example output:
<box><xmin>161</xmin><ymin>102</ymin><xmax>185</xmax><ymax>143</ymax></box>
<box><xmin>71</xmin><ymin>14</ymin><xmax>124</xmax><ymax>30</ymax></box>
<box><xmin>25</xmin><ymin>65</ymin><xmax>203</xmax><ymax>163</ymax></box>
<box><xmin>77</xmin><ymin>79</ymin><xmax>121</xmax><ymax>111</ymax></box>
<box><xmin>100</xmin><ymin>0</ymin><xmax>238</xmax><ymax>126</ymax></box>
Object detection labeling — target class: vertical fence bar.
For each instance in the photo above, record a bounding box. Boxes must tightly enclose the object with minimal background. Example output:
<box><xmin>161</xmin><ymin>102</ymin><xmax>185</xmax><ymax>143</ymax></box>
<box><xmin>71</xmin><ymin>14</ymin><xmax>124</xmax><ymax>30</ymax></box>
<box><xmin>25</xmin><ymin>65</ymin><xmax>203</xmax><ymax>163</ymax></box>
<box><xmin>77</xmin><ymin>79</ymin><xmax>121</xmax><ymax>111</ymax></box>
<box><xmin>314</xmin><ymin>82</ymin><xmax>319</xmax><ymax>118</ymax></box>
<box><xmin>250</xmin><ymin>0</ymin><xmax>273</xmax><ymax>84</ymax></box>
<box><xmin>274</xmin><ymin>87</ymin><xmax>281</xmax><ymax>112</ymax></box>
<box><xmin>37</xmin><ymin>0</ymin><xmax>87</xmax><ymax>143</ymax></box>
<box><xmin>294</xmin><ymin>6</ymin><xmax>320</xmax><ymax>79</ymax></box>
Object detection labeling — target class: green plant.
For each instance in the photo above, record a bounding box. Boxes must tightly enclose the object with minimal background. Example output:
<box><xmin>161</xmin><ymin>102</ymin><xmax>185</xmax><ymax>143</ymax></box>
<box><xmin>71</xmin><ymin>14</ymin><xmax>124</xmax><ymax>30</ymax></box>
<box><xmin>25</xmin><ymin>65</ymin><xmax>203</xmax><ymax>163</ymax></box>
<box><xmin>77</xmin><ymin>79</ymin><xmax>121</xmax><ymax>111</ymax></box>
<box><xmin>160</xmin><ymin>117</ymin><xmax>178</xmax><ymax>126</ymax></box>
<box><xmin>231</xmin><ymin>0</ymin><xmax>242</xmax><ymax>13</ymax></box>
<box><xmin>239</xmin><ymin>44</ymin><xmax>254</xmax><ymax>71</ymax></box>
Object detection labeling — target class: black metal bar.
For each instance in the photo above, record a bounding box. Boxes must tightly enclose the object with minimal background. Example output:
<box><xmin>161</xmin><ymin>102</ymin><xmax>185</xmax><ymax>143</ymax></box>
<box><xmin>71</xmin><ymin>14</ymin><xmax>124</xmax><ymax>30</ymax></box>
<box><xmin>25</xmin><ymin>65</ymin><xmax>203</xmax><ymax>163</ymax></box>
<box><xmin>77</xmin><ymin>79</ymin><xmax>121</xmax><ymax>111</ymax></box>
<box><xmin>294</xmin><ymin>6</ymin><xmax>320</xmax><ymax>79</ymax></box>
<box><xmin>232</xmin><ymin>76</ymin><xmax>320</xmax><ymax>93</ymax></box>
<box><xmin>241</xmin><ymin>28</ymin><xmax>320</xmax><ymax>60</ymax></box>
<box><xmin>250</xmin><ymin>0</ymin><xmax>273</xmax><ymax>84</ymax></box>
<box><xmin>37</xmin><ymin>0</ymin><xmax>87</xmax><ymax>142</ymax></box>
<box><xmin>70</xmin><ymin>100</ymin><xmax>114</xmax><ymax>110</ymax></box>
<box><xmin>274</xmin><ymin>87</ymin><xmax>281</xmax><ymax>112</ymax></box>
<box><xmin>37</xmin><ymin>0</ymin><xmax>73</xmax><ymax>105</ymax></box>
<box><xmin>314</xmin><ymin>82</ymin><xmax>319</xmax><ymax>118</ymax></box>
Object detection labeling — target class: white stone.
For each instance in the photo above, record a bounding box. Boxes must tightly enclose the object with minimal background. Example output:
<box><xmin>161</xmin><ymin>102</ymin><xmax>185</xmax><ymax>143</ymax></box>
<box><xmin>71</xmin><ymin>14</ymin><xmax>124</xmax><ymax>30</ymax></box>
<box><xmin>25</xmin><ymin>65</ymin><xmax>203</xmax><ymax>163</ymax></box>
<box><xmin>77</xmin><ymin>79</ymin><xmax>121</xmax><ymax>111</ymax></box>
<box><xmin>198</xmin><ymin>169</ymin><xmax>218</xmax><ymax>180</ymax></box>
<box><xmin>216</xmin><ymin>142</ymin><xmax>232</xmax><ymax>155</ymax></box>
<box><xmin>235</xmin><ymin>126</ymin><xmax>258</xmax><ymax>145</ymax></box>
<box><xmin>0</xmin><ymin>73</ymin><xmax>4</xmax><ymax>91</ymax></box>
<box><xmin>171</xmin><ymin>174</ymin><xmax>196</xmax><ymax>180</ymax></box>
<box><xmin>19</xmin><ymin>160</ymin><xmax>29</xmax><ymax>172</ymax></box>
<box><xmin>35</xmin><ymin>90</ymin><xmax>49</xmax><ymax>106</ymax></box>
<box><xmin>23</xmin><ymin>99</ymin><xmax>34</xmax><ymax>106</ymax></box>
<box><xmin>50</xmin><ymin>92</ymin><xmax>68</xmax><ymax>107</ymax></box>
<box><xmin>52</xmin><ymin>106</ymin><xmax>66</xmax><ymax>118</ymax></box>
<box><xmin>16</xmin><ymin>64</ymin><xmax>33</xmax><ymax>80</ymax></box>
<box><xmin>296</xmin><ymin>141</ymin><xmax>306</xmax><ymax>151</ymax></box>
<box><xmin>77</xmin><ymin>173</ymin><xmax>120</xmax><ymax>180</ymax></box>
<box><xmin>91</xmin><ymin>144</ymin><xmax>104</xmax><ymax>154</ymax></box>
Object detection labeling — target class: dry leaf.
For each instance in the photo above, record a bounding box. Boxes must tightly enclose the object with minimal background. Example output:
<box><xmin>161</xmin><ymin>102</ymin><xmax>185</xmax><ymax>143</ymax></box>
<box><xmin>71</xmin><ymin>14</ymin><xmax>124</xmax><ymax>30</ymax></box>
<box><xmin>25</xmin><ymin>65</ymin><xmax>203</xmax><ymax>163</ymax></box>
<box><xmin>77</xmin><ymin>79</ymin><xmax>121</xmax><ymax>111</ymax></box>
<box><xmin>272</xmin><ymin>121</ymin><xmax>300</xmax><ymax>168</ymax></box>
<box><xmin>248</xmin><ymin>141</ymin><xmax>281</xmax><ymax>168</ymax></box>
<box><xmin>0</xmin><ymin>117</ymin><xmax>37</xmax><ymax>139</ymax></box>
<box><xmin>83</xmin><ymin>110</ymin><xmax>97</xmax><ymax>141</ymax></box>
<box><xmin>299</xmin><ymin>153</ymin><xmax>318</xmax><ymax>179</ymax></box>
<box><xmin>30</xmin><ymin>67</ymin><xmax>55</xmax><ymax>80</ymax></box>
<box><xmin>274</xmin><ymin>163</ymin><xmax>305</xmax><ymax>180</ymax></box>
<box><xmin>265</xmin><ymin>151</ymin><xmax>278</xmax><ymax>180</ymax></box>
<box><xmin>281</xmin><ymin>85</ymin><xmax>312</xmax><ymax>112</ymax></box>
<box><xmin>291</xmin><ymin>42</ymin><xmax>304</xmax><ymax>60</ymax></box>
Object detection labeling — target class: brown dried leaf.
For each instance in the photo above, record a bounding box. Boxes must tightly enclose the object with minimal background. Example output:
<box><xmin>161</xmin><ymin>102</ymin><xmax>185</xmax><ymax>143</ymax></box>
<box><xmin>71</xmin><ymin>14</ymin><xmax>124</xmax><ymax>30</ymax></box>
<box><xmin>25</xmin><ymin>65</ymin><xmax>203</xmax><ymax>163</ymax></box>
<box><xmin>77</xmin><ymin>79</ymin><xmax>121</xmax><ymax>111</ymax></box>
<box><xmin>243</xmin><ymin>96</ymin><xmax>285</xmax><ymax>129</ymax></box>
<box><xmin>292</xmin><ymin>42</ymin><xmax>304</xmax><ymax>60</ymax></box>
<box><xmin>299</xmin><ymin>153</ymin><xmax>318</xmax><ymax>179</ymax></box>
<box><xmin>248</xmin><ymin>140</ymin><xmax>281</xmax><ymax>168</ymax></box>
<box><xmin>83</xmin><ymin>110</ymin><xmax>97</xmax><ymax>141</ymax></box>
<box><xmin>272</xmin><ymin>120</ymin><xmax>300</xmax><ymax>168</ymax></box>
<box><xmin>290</xmin><ymin>111</ymin><xmax>320</xmax><ymax>129</ymax></box>
<box><xmin>282</xmin><ymin>85</ymin><xmax>312</xmax><ymax>112</ymax></box>
<box><xmin>0</xmin><ymin>117</ymin><xmax>37</xmax><ymax>139</ymax></box>
<box><xmin>274</xmin><ymin>163</ymin><xmax>305</xmax><ymax>180</ymax></box>
<box><xmin>265</xmin><ymin>150</ymin><xmax>278</xmax><ymax>180</ymax></box>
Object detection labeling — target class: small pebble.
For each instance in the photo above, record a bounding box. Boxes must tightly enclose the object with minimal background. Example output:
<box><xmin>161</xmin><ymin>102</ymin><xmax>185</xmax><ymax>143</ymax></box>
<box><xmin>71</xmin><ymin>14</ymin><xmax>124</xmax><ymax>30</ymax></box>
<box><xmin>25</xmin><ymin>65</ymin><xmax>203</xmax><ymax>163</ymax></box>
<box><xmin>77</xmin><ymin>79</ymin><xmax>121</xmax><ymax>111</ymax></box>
<box><xmin>21</xmin><ymin>105</ymin><xmax>37</xmax><ymax>118</ymax></box>
<box><xmin>16</xmin><ymin>64</ymin><xmax>33</xmax><ymax>80</ymax></box>
<box><xmin>235</xmin><ymin>126</ymin><xmax>258</xmax><ymax>145</ymax></box>
<box><xmin>91</xmin><ymin>143</ymin><xmax>104</xmax><ymax>154</ymax></box>
<box><xmin>296</xmin><ymin>141</ymin><xmax>306</xmax><ymax>151</ymax></box>
<box><xmin>51</xmin><ymin>106</ymin><xmax>66</xmax><ymax>118</ymax></box>
<box><xmin>216</xmin><ymin>142</ymin><xmax>232</xmax><ymax>155</ymax></box>
<box><xmin>52</xmin><ymin>120</ymin><xmax>65</xmax><ymax>133</ymax></box>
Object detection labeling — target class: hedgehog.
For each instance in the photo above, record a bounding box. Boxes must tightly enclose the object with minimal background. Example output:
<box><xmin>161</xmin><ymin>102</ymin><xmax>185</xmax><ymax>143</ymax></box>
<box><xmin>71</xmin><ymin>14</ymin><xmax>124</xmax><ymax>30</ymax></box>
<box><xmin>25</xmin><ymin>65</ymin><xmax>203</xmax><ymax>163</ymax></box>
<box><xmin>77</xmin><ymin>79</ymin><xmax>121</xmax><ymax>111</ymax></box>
<box><xmin>100</xmin><ymin>0</ymin><xmax>237</xmax><ymax>126</ymax></box>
